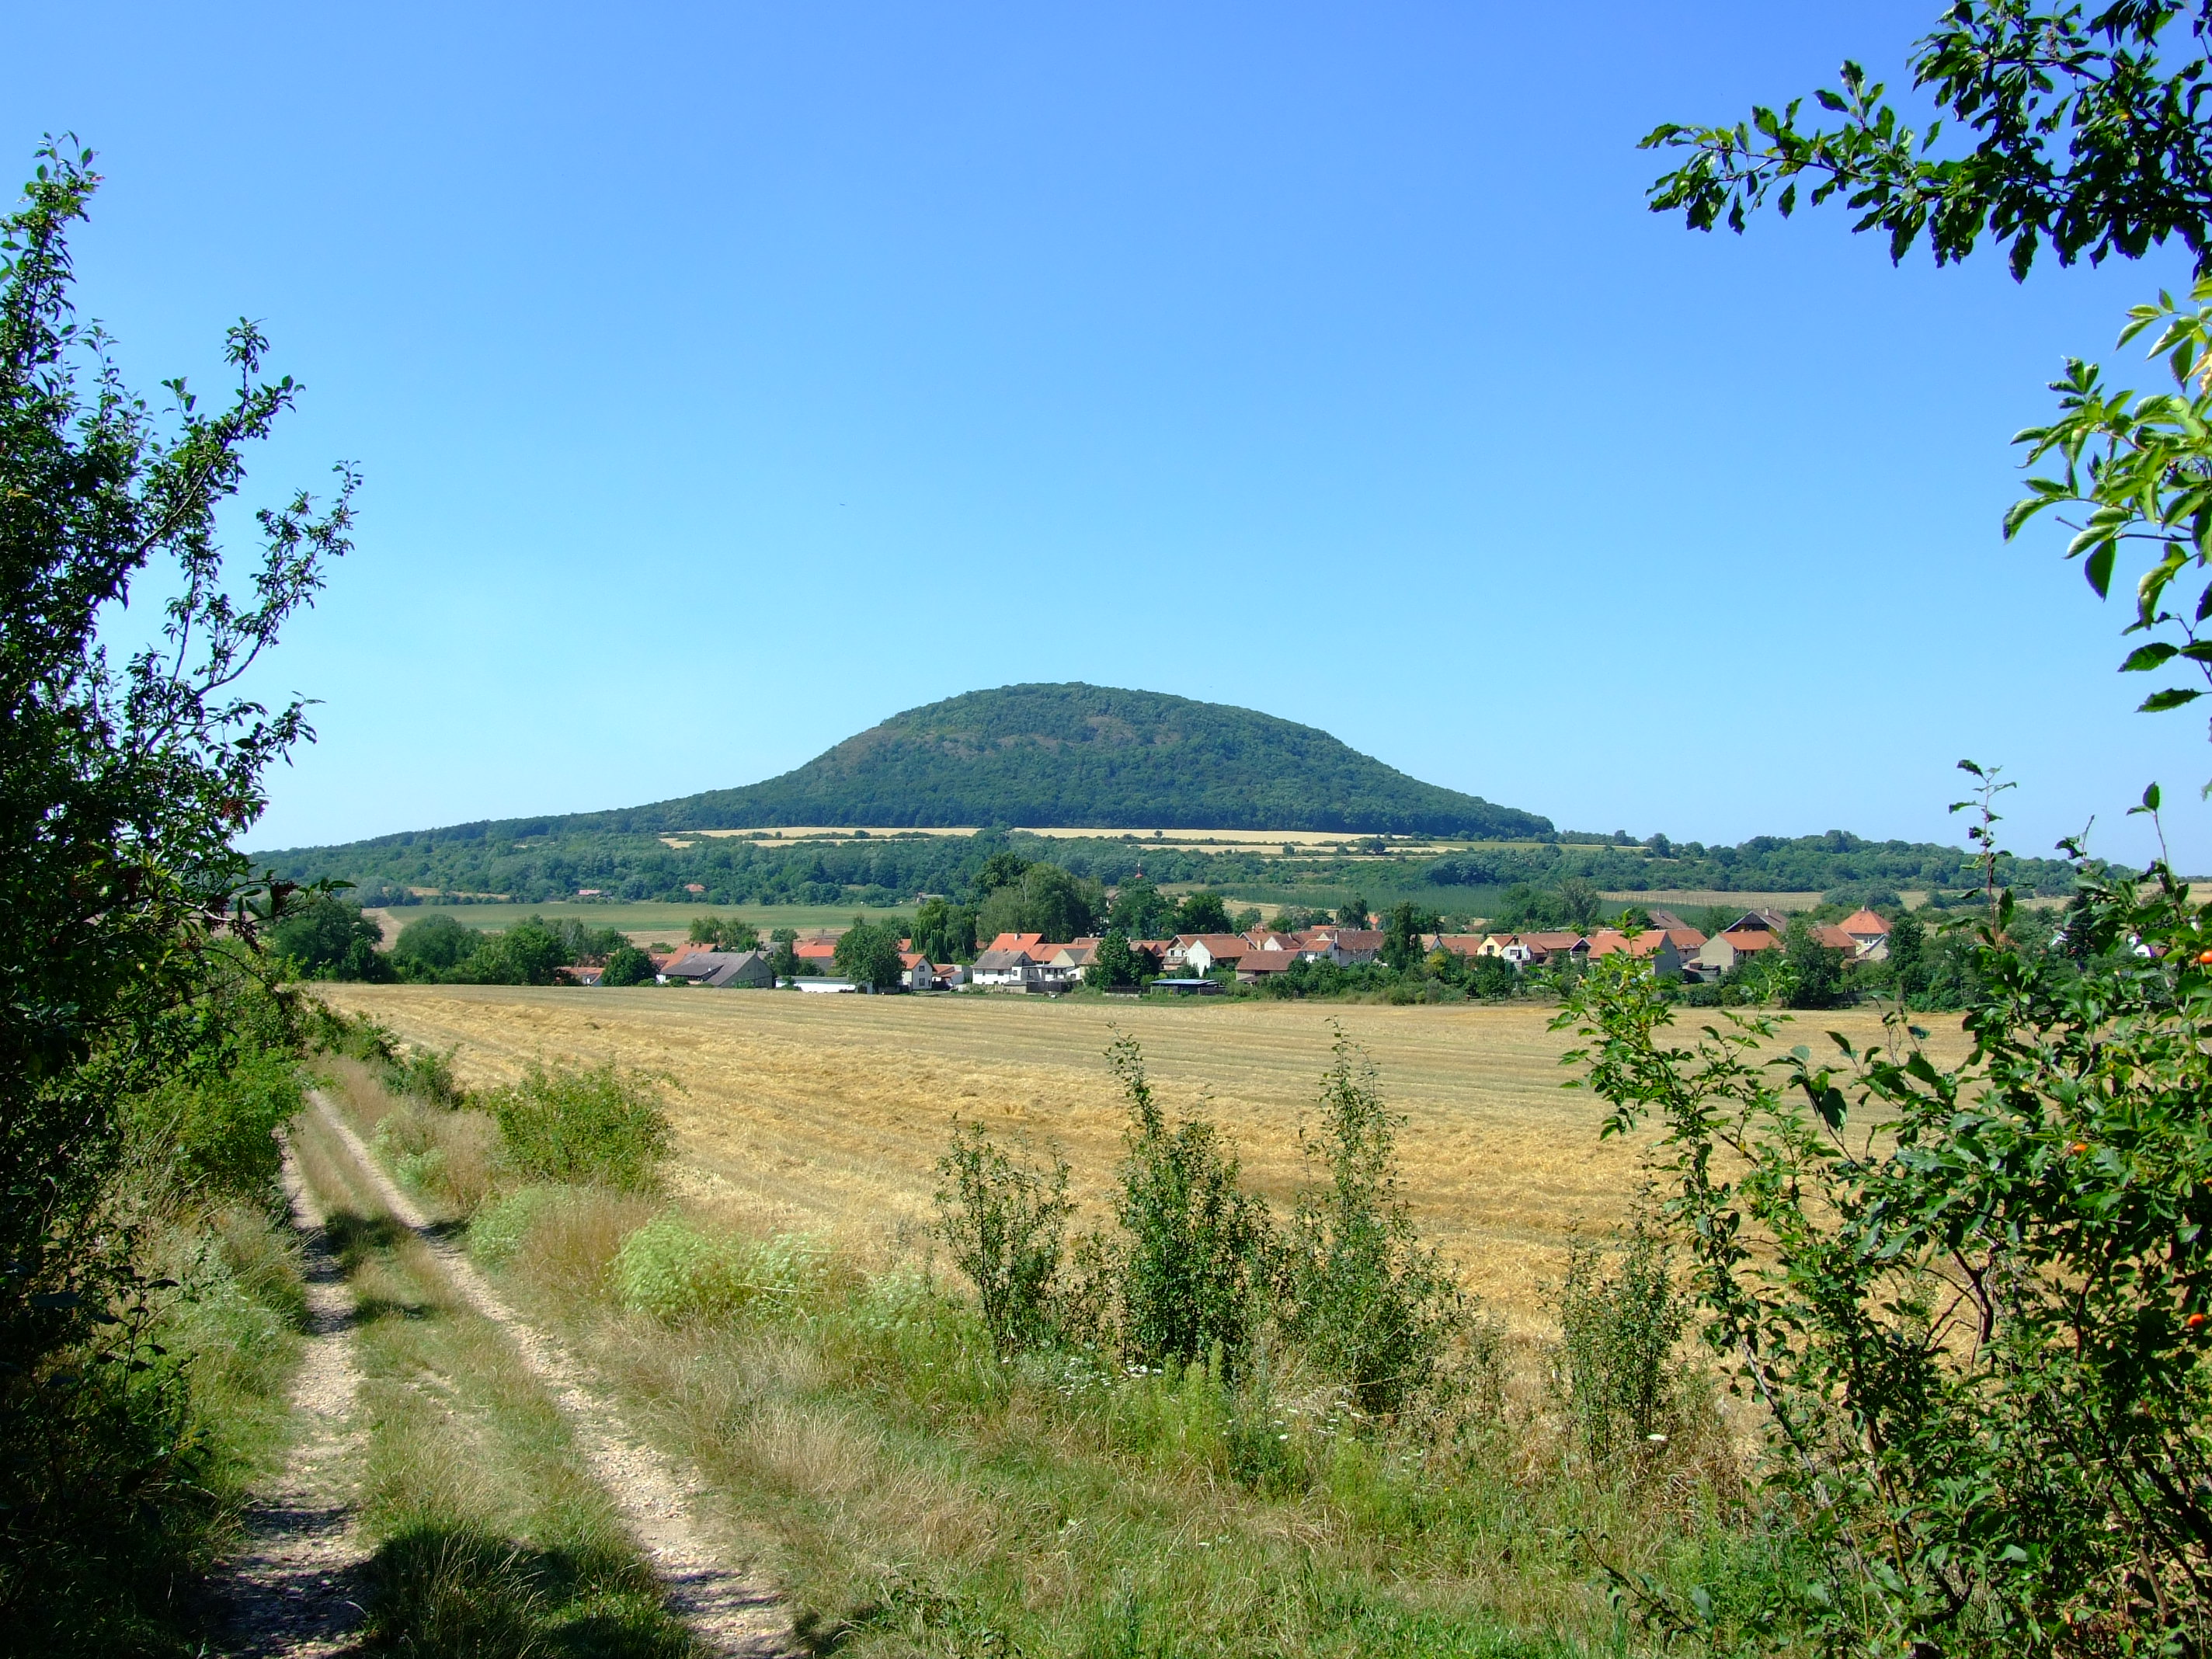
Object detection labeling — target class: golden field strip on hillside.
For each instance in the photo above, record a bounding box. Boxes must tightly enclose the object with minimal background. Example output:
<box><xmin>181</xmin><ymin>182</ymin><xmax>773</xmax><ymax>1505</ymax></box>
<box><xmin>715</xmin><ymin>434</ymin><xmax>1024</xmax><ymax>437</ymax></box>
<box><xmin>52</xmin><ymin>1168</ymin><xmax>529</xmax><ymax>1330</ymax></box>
<box><xmin>318</xmin><ymin>986</ymin><xmax>1967</xmax><ymax>1327</ymax></box>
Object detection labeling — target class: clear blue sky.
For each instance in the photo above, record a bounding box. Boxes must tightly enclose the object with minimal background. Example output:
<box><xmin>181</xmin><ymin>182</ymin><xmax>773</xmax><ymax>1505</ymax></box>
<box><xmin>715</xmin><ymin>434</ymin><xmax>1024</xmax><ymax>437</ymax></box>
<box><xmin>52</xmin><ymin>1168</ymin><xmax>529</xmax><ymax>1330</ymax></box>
<box><xmin>19</xmin><ymin>2</ymin><xmax>2211</xmax><ymax>868</ymax></box>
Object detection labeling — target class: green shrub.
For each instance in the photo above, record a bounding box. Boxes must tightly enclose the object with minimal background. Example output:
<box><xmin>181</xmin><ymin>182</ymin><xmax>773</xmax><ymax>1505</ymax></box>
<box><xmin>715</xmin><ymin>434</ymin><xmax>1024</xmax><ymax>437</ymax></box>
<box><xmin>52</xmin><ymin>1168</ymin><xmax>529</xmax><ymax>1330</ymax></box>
<box><xmin>1559</xmin><ymin>840</ymin><xmax>2212</xmax><ymax>1657</ymax></box>
<box><xmin>487</xmin><ymin>1063</ymin><xmax>670</xmax><ymax>1189</ymax></box>
<box><xmin>1107</xmin><ymin>1032</ymin><xmax>1271</xmax><ymax>1375</ymax></box>
<box><xmin>934</xmin><ymin>1121</ymin><xmax>1072</xmax><ymax>1358</ymax></box>
<box><xmin>1282</xmin><ymin>1028</ymin><xmax>1465</xmax><ymax>1417</ymax></box>
<box><xmin>610</xmin><ymin>1216</ymin><xmax>825</xmax><ymax>1323</ymax></box>
<box><xmin>380</xmin><ymin>1045</ymin><xmax>467</xmax><ymax>1110</ymax></box>
<box><xmin>128</xmin><ymin>1045</ymin><xmax>304</xmax><ymax>1204</ymax></box>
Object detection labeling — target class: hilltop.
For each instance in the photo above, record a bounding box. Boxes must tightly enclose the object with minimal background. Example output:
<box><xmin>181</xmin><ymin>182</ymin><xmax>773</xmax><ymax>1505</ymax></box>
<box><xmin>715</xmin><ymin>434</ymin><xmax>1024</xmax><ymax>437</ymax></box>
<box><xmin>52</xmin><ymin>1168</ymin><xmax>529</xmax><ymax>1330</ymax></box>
<box><xmin>375</xmin><ymin>684</ymin><xmax>1553</xmax><ymax>841</ymax></box>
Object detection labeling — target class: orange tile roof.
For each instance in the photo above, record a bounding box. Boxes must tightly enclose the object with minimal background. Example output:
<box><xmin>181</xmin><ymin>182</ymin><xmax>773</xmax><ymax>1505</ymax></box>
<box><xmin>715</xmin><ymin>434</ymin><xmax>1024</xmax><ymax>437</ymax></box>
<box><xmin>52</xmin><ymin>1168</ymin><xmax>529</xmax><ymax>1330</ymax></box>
<box><xmin>1841</xmin><ymin>908</ymin><xmax>1892</xmax><ymax>936</ymax></box>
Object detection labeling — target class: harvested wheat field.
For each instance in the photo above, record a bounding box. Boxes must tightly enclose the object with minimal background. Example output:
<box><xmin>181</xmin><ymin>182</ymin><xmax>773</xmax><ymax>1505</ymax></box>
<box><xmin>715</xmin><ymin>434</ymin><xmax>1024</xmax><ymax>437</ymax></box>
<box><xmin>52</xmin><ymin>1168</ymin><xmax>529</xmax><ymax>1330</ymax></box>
<box><xmin>315</xmin><ymin>986</ymin><xmax>1966</xmax><ymax>1327</ymax></box>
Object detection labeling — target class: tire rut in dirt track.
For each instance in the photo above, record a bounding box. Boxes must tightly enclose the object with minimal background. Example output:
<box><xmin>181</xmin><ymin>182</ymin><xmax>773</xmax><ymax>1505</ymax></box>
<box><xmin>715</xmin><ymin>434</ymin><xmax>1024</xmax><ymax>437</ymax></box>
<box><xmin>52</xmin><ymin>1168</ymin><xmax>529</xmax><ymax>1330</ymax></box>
<box><xmin>206</xmin><ymin>1129</ymin><xmax>370</xmax><ymax>1657</ymax></box>
<box><xmin>307</xmin><ymin>1090</ymin><xmax>797</xmax><ymax>1659</ymax></box>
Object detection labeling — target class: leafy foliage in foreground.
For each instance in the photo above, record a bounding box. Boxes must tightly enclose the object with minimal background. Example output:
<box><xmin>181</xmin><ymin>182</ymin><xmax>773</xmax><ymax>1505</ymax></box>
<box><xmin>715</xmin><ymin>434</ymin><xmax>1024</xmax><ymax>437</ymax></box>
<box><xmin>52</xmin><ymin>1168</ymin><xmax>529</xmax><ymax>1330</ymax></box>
<box><xmin>1642</xmin><ymin>1</ymin><xmax>2212</xmax><ymax>280</ymax></box>
<box><xmin>0</xmin><ymin>137</ymin><xmax>349</xmax><ymax>1650</ymax></box>
<box><xmin>1560</xmin><ymin>851</ymin><xmax>2212</xmax><ymax>1655</ymax></box>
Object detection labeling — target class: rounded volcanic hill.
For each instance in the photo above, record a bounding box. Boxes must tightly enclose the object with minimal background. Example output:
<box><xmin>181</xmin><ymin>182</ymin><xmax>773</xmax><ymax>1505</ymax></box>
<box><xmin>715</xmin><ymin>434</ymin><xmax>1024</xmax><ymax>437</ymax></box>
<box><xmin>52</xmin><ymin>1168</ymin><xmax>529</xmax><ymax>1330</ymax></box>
<box><xmin>590</xmin><ymin>683</ymin><xmax>1549</xmax><ymax>838</ymax></box>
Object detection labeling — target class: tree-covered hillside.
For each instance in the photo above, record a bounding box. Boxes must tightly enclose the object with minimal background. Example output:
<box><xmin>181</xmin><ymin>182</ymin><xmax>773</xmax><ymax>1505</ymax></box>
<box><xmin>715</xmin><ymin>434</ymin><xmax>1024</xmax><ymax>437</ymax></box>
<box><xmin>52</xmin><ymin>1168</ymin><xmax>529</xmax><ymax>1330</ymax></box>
<box><xmin>259</xmin><ymin>822</ymin><xmax>2081</xmax><ymax>913</ymax></box>
<box><xmin>468</xmin><ymin>684</ymin><xmax>1553</xmax><ymax>839</ymax></box>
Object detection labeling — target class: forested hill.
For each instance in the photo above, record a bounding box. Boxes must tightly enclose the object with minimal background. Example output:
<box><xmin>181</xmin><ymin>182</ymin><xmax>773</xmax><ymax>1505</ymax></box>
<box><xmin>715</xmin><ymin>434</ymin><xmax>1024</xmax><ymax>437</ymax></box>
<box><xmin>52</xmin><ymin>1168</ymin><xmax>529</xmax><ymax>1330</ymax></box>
<box><xmin>390</xmin><ymin>683</ymin><xmax>1553</xmax><ymax>840</ymax></box>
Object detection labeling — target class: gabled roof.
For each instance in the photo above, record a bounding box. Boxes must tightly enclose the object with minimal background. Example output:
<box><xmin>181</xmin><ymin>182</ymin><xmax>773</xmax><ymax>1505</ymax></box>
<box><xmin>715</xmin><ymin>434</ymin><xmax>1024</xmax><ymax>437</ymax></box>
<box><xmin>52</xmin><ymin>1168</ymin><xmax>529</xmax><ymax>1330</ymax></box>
<box><xmin>1237</xmin><ymin>949</ymin><xmax>1303</xmax><ymax>974</ymax></box>
<box><xmin>794</xmin><ymin>939</ymin><xmax>838</xmax><ymax>958</ymax></box>
<box><xmin>1331</xmin><ymin>930</ymin><xmax>1385</xmax><ymax>950</ymax></box>
<box><xmin>1722</xmin><ymin>929</ymin><xmax>1781</xmax><ymax>951</ymax></box>
<box><xmin>986</xmin><ymin>932</ymin><xmax>1045</xmax><ymax>955</ymax></box>
<box><xmin>1840</xmin><ymin>908</ymin><xmax>1892</xmax><ymax>937</ymax></box>
<box><xmin>1185</xmin><ymin>934</ymin><xmax>1252</xmax><ymax>960</ymax></box>
<box><xmin>971</xmin><ymin>949</ymin><xmax>1035</xmax><ymax>972</ymax></box>
<box><xmin>666</xmin><ymin>950</ymin><xmax>763</xmax><ymax>981</ymax></box>
<box><xmin>1521</xmin><ymin>931</ymin><xmax>1587</xmax><ymax>951</ymax></box>
<box><xmin>1428</xmin><ymin>934</ymin><xmax>1487</xmax><ymax>955</ymax></box>
<box><xmin>1726</xmin><ymin>909</ymin><xmax>1789</xmax><ymax>935</ymax></box>
<box><xmin>1659</xmin><ymin>927</ymin><xmax>1707</xmax><ymax>948</ymax></box>
<box><xmin>701</xmin><ymin>951</ymin><xmax>773</xmax><ymax>987</ymax></box>
<box><xmin>1810</xmin><ymin>924</ymin><xmax>1859</xmax><ymax>952</ymax></box>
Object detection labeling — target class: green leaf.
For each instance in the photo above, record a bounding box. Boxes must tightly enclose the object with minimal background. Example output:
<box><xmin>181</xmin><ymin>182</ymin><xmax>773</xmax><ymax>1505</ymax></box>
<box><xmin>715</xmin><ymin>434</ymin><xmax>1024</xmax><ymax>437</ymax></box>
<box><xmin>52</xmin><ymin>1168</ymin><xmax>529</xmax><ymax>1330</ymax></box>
<box><xmin>2139</xmin><ymin>688</ymin><xmax>2203</xmax><ymax>712</ymax></box>
<box><xmin>2122</xmin><ymin>642</ymin><xmax>2179</xmax><ymax>670</ymax></box>
<box><xmin>2086</xmin><ymin>543</ymin><xmax>2117</xmax><ymax>597</ymax></box>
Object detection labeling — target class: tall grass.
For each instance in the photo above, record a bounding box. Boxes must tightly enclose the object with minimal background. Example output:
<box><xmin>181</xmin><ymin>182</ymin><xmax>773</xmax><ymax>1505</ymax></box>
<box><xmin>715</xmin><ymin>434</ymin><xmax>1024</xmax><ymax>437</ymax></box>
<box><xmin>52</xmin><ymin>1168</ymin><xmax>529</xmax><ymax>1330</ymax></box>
<box><xmin>315</xmin><ymin>1029</ymin><xmax>1785</xmax><ymax>1657</ymax></box>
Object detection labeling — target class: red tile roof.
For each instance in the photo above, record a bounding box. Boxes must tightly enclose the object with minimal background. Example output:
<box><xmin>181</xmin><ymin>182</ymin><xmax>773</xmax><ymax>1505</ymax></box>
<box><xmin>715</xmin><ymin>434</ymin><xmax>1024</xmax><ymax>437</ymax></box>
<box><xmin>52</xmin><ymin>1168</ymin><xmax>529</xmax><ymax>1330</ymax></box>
<box><xmin>1841</xmin><ymin>909</ymin><xmax>1892</xmax><ymax>937</ymax></box>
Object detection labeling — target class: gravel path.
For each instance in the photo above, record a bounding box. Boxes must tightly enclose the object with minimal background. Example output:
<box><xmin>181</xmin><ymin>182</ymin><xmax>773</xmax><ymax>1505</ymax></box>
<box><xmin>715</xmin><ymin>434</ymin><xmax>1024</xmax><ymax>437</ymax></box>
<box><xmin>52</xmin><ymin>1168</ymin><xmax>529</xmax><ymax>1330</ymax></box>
<box><xmin>204</xmin><ymin>1129</ymin><xmax>370</xmax><ymax>1657</ymax></box>
<box><xmin>308</xmin><ymin>1092</ymin><xmax>796</xmax><ymax>1659</ymax></box>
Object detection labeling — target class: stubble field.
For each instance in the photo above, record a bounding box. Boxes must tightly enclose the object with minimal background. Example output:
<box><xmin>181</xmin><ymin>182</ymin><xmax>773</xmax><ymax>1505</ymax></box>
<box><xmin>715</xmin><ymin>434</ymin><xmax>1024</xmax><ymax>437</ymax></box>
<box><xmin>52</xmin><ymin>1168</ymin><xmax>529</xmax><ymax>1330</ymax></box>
<box><xmin>315</xmin><ymin>984</ymin><xmax>1963</xmax><ymax>1326</ymax></box>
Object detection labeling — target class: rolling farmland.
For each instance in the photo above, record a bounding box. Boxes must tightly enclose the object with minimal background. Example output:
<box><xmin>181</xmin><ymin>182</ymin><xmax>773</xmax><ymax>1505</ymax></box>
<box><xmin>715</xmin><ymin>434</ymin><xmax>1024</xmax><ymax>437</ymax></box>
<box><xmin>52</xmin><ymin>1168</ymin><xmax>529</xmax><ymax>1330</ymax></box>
<box><xmin>314</xmin><ymin>985</ymin><xmax>1964</xmax><ymax>1326</ymax></box>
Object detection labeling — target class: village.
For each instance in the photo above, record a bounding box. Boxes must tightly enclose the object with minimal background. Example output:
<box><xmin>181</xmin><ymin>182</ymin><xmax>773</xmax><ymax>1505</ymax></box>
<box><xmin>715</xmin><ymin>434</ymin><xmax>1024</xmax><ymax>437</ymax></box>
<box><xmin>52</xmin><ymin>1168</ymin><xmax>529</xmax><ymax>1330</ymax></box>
<box><xmin>607</xmin><ymin>904</ymin><xmax>1898</xmax><ymax>994</ymax></box>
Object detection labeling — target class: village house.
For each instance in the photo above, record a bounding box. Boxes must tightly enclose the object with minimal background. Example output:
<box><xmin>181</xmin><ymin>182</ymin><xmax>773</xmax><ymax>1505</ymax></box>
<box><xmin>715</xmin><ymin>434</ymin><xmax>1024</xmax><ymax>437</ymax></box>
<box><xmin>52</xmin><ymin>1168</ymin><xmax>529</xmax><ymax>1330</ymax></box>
<box><xmin>659</xmin><ymin>949</ymin><xmax>774</xmax><ymax>988</ymax></box>
<box><xmin>1840</xmin><ymin>908</ymin><xmax>1893</xmax><ymax>959</ymax></box>
<box><xmin>1583</xmin><ymin>929</ymin><xmax>1686</xmax><ymax>978</ymax></box>
<box><xmin>1476</xmin><ymin>933</ymin><xmax>1540</xmax><ymax>965</ymax></box>
<box><xmin>1518</xmin><ymin>930</ymin><xmax>1590</xmax><ymax>968</ymax></box>
<box><xmin>1327</xmin><ymin>930</ymin><xmax>1384</xmax><ymax>965</ymax></box>
<box><xmin>1234</xmin><ymin>948</ymin><xmax>1304</xmax><ymax>984</ymax></box>
<box><xmin>1179</xmin><ymin>934</ymin><xmax>1254</xmax><ymax>974</ymax></box>
<box><xmin>1037</xmin><ymin>942</ymin><xmax>1097</xmax><ymax>989</ymax></box>
<box><xmin>1693</xmin><ymin>929</ymin><xmax>1781</xmax><ymax>976</ymax></box>
<box><xmin>968</xmin><ymin>947</ymin><xmax>1040</xmax><ymax>989</ymax></box>
<box><xmin>1726</xmin><ymin>909</ymin><xmax>1791</xmax><ymax>936</ymax></box>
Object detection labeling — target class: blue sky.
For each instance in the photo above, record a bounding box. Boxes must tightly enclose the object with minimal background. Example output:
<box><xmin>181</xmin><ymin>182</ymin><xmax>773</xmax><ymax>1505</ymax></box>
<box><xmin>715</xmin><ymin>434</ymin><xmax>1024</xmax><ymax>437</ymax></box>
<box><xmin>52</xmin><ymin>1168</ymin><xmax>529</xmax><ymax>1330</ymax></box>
<box><xmin>17</xmin><ymin>2</ymin><xmax>2212</xmax><ymax>867</ymax></box>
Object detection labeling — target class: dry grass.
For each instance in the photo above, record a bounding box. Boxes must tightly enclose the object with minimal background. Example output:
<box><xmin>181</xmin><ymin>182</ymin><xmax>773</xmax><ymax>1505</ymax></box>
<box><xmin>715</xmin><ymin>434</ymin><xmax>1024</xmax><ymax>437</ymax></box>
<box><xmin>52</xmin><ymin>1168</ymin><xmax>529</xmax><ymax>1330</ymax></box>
<box><xmin>316</xmin><ymin>987</ymin><xmax>1969</xmax><ymax>1330</ymax></box>
<box><xmin>1598</xmin><ymin>889</ymin><xmax>1824</xmax><ymax>911</ymax></box>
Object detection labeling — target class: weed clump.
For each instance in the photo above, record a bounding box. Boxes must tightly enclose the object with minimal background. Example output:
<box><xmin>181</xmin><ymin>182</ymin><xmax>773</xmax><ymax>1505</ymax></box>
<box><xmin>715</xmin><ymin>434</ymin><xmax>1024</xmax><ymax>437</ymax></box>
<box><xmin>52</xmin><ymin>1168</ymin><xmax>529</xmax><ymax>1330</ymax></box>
<box><xmin>612</xmin><ymin>1216</ymin><xmax>826</xmax><ymax>1324</ymax></box>
<box><xmin>1107</xmin><ymin>1031</ymin><xmax>1272</xmax><ymax>1376</ymax></box>
<box><xmin>1552</xmin><ymin>1205</ymin><xmax>1689</xmax><ymax>1467</ymax></box>
<box><xmin>934</xmin><ymin>1122</ymin><xmax>1072</xmax><ymax>1357</ymax></box>
<box><xmin>1280</xmin><ymin>1027</ymin><xmax>1466</xmax><ymax>1417</ymax></box>
<box><xmin>487</xmin><ymin>1063</ymin><xmax>671</xmax><ymax>1190</ymax></box>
